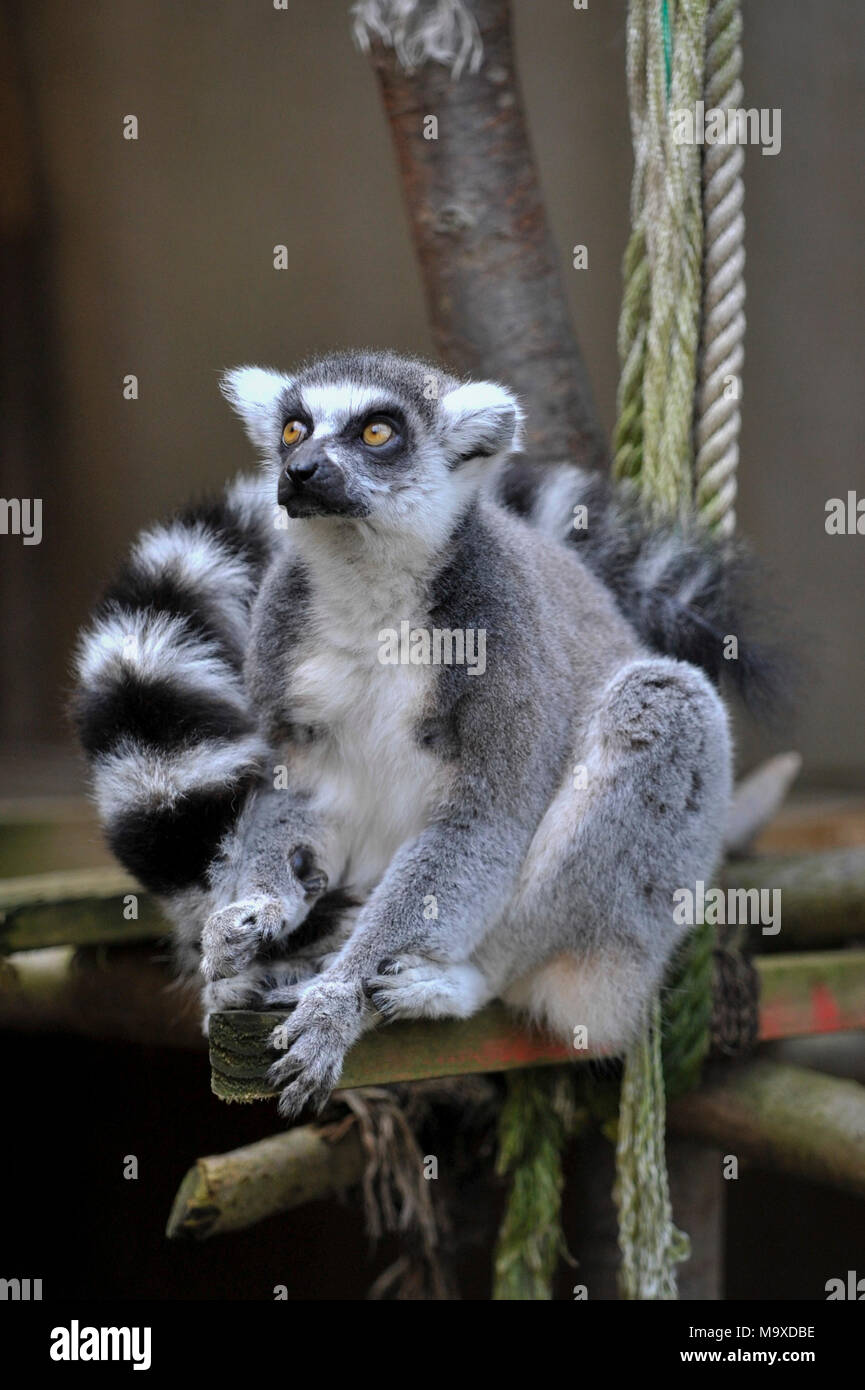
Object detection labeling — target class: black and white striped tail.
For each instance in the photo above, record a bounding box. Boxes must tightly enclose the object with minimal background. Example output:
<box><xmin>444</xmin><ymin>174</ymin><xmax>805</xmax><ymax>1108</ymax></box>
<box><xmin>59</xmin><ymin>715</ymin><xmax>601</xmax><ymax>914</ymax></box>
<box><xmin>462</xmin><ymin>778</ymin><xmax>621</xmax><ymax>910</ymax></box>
<box><xmin>498</xmin><ymin>458</ymin><xmax>787</xmax><ymax>714</ymax></box>
<box><xmin>72</xmin><ymin>474</ymin><xmax>277</xmax><ymax>900</ymax></box>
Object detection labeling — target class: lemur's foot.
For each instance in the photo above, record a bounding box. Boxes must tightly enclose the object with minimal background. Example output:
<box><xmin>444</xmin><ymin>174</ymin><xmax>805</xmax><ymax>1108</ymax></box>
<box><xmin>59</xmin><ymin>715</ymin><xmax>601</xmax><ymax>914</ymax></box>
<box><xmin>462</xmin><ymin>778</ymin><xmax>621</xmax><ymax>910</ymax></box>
<box><xmin>363</xmin><ymin>955</ymin><xmax>490</xmax><ymax>1021</ymax></box>
<box><xmin>266</xmin><ymin>978</ymin><xmax>366</xmax><ymax>1119</ymax></box>
<box><xmin>599</xmin><ymin>658</ymin><xmax>709</xmax><ymax>756</ymax></box>
<box><xmin>596</xmin><ymin>658</ymin><xmax>722</xmax><ymax>828</ymax></box>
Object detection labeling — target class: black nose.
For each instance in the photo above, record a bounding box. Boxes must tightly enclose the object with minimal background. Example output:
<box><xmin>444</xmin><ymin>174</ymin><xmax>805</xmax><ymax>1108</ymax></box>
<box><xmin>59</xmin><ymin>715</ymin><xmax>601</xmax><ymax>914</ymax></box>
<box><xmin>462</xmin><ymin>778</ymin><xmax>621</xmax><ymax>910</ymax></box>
<box><xmin>288</xmin><ymin>457</ymin><xmax>318</xmax><ymax>483</ymax></box>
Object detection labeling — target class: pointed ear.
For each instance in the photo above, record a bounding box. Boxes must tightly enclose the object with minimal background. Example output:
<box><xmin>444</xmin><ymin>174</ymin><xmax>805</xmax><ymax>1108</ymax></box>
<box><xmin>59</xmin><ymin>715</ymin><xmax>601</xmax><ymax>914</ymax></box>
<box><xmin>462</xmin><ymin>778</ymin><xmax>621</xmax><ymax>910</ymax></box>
<box><xmin>219</xmin><ymin>366</ymin><xmax>290</xmax><ymax>453</ymax></box>
<box><xmin>440</xmin><ymin>380</ymin><xmax>524</xmax><ymax>466</ymax></box>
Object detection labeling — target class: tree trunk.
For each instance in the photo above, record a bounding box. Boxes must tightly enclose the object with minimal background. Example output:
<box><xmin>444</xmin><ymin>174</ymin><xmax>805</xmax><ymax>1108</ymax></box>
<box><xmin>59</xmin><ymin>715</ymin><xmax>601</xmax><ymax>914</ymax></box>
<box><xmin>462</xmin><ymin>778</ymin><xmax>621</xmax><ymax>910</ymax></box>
<box><xmin>366</xmin><ymin>0</ymin><xmax>606</xmax><ymax>469</ymax></box>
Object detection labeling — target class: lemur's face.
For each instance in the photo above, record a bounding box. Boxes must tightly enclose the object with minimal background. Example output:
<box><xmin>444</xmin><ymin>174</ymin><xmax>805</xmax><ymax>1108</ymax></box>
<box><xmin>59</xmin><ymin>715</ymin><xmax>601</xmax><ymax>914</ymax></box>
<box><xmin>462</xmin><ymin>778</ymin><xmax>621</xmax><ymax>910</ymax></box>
<box><xmin>273</xmin><ymin>378</ymin><xmax>423</xmax><ymax>521</ymax></box>
<box><xmin>221</xmin><ymin>351</ymin><xmax>522</xmax><ymax>530</ymax></box>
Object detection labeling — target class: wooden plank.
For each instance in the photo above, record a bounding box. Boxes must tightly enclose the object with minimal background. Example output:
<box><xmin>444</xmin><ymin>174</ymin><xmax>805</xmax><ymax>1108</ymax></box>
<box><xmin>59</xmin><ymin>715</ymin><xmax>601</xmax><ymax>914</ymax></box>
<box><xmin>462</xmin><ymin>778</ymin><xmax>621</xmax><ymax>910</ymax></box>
<box><xmin>209</xmin><ymin>1002</ymin><xmax>575</xmax><ymax>1103</ymax></box>
<box><xmin>757</xmin><ymin>949</ymin><xmax>865</xmax><ymax>1040</ymax></box>
<box><xmin>209</xmin><ymin>949</ymin><xmax>865</xmax><ymax>1102</ymax></box>
<box><xmin>756</xmin><ymin>794</ymin><xmax>865</xmax><ymax>854</ymax></box>
<box><xmin>4</xmin><ymin>941</ymin><xmax>861</xmax><ymax>1071</ymax></box>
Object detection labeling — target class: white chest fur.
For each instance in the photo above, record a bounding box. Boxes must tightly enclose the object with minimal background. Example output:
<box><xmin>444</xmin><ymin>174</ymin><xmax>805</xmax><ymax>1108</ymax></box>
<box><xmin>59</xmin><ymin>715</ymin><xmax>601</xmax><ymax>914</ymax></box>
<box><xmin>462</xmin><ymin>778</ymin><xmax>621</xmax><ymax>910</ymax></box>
<box><xmin>281</xmin><ymin>544</ymin><xmax>449</xmax><ymax>892</ymax></box>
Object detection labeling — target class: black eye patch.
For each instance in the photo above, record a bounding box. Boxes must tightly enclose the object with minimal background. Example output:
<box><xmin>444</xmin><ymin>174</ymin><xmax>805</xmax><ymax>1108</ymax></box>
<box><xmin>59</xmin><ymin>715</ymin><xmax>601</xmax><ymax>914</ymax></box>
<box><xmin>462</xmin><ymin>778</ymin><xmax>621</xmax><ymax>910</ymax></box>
<box><xmin>346</xmin><ymin>406</ymin><xmax>410</xmax><ymax>455</ymax></box>
<box><xmin>276</xmin><ymin>397</ymin><xmax>313</xmax><ymax>451</ymax></box>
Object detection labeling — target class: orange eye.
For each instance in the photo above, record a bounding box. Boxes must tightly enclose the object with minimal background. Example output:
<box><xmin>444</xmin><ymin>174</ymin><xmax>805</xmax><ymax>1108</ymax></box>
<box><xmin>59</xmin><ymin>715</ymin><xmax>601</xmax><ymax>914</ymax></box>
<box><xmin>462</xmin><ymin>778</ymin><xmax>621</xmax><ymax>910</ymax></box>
<box><xmin>362</xmin><ymin>420</ymin><xmax>394</xmax><ymax>447</ymax></box>
<box><xmin>282</xmin><ymin>420</ymin><xmax>307</xmax><ymax>446</ymax></box>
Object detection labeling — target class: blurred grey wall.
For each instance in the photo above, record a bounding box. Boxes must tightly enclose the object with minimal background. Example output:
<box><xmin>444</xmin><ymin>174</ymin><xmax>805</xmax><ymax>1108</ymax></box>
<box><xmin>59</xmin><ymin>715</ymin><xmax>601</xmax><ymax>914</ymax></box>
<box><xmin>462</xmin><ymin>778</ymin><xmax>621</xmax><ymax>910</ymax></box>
<box><xmin>4</xmin><ymin>0</ymin><xmax>864</xmax><ymax>784</ymax></box>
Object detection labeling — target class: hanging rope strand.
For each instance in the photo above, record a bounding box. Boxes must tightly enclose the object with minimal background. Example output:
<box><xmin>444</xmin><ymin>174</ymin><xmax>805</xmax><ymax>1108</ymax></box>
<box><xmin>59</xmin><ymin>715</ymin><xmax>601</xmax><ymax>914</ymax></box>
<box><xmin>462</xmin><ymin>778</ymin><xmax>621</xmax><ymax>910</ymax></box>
<box><xmin>643</xmin><ymin>0</ymin><xmax>707</xmax><ymax>518</ymax></box>
<box><xmin>613</xmin><ymin>1</ymin><xmax>651</xmax><ymax>483</ymax></box>
<box><xmin>694</xmin><ymin>0</ymin><xmax>746</xmax><ymax>535</ymax></box>
<box><xmin>615</xmin><ymin>997</ymin><xmax>691</xmax><ymax>1300</ymax></box>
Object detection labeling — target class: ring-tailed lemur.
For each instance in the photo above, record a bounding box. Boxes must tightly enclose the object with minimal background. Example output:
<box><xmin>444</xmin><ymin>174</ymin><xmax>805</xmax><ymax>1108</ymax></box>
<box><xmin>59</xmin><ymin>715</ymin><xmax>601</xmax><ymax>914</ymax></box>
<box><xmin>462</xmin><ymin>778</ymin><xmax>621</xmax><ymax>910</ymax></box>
<box><xmin>74</xmin><ymin>349</ymin><xmax>760</xmax><ymax>1119</ymax></box>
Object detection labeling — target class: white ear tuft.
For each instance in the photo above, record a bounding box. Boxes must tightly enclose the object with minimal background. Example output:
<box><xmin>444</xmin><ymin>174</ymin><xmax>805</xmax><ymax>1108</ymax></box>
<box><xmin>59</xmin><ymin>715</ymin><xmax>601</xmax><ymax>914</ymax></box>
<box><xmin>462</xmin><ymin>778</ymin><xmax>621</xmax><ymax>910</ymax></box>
<box><xmin>441</xmin><ymin>380</ymin><xmax>524</xmax><ymax>466</ymax></box>
<box><xmin>219</xmin><ymin>366</ymin><xmax>290</xmax><ymax>453</ymax></box>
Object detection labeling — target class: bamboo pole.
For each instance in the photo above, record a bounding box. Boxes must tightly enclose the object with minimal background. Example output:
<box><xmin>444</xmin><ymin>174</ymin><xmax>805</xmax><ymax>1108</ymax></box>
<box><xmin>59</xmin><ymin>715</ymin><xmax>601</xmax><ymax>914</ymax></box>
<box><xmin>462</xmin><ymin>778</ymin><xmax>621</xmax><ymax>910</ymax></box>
<box><xmin>5</xmin><ymin>850</ymin><xmax>865</xmax><ymax>955</ymax></box>
<box><xmin>166</xmin><ymin>1123</ymin><xmax>366</xmax><ymax>1240</ymax></box>
<box><xmin>0</xmin><ymin>944</ymin><xmax>202</xmax><ymax>1048</ymax></box>
<box><xmin>723</xmin><ymin>849</ymin><xmax>865</xmax><ymax>952</ymax></box>
<box><xmin>0</xmin><ymin>867</ymin><xmax>165</xmax><ymax>952</ymax></box>
<box><xmin>668</xmin><ymin>1060</ymin><xmax>865</xmax><ymax>1199</ymax></box>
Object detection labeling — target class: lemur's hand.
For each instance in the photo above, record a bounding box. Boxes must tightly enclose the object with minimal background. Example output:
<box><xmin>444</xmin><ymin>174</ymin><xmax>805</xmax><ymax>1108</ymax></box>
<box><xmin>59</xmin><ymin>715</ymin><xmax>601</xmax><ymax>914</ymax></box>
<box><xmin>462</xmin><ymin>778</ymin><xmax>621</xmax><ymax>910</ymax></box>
<box><xmin>200</xmin><ymin>849</ymin><xmax>328</xmax><ymax>982</ymax></box>
<box><xmin>265</xmin><ymin>976</ymin><xmax>368</xmax><ymax>1120</ymax></box>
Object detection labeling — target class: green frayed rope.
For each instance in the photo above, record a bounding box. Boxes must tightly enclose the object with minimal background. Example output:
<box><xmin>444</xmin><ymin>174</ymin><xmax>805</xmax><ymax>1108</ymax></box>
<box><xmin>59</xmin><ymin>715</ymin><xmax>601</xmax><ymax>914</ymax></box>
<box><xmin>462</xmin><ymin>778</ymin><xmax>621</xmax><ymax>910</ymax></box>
<box><xmin>615</xmin><ymin>997</ymin><xmax>691</xmax><ymax>1300</ymax></box>
<box><xmin>662</xmin><ymin>917</ymin><xmax>715</xmax><ymax>1100</ymax></box>
<box><xmin>492</xmin><ymin>1069</ymin><xmax>584</xmax><ymax>1300</ymax></box>
<box><xmin>613</xmin><ymin>0</ymin><xmax>708</xmax><ymax>521</ymax></box>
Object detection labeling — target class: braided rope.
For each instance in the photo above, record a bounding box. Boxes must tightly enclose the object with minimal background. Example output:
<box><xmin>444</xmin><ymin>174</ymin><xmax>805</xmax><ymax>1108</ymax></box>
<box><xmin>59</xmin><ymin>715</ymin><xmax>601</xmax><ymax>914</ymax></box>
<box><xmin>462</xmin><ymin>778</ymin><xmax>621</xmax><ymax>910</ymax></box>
<box><xmin>613</xmin><ymin>227</ymin><xmax>650</xmax><ymax>483</ymax></box>
<box><xmin>694</xmin><ymin>0</ymin><xmax>746</xmax><ymax>535</ymax></box>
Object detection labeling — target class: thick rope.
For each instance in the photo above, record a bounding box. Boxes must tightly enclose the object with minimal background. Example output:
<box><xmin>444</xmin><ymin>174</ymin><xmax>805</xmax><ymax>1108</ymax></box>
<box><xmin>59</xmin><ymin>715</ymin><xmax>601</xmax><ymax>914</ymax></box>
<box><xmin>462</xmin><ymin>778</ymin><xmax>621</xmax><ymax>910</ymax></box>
<box><xmin>612</xmin><ymin>0</ymin><xmax>651</xmax><ymax>485</ymax></box>
<box><xmin>694</xmin><ymin>0</ymin><xmax>746</xmax><ymax>536</ymax></box>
